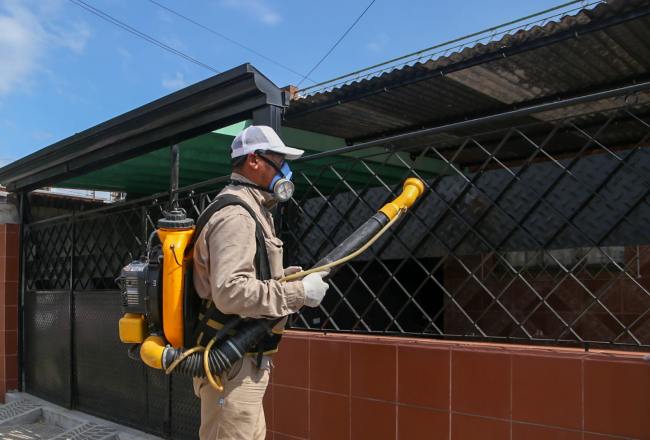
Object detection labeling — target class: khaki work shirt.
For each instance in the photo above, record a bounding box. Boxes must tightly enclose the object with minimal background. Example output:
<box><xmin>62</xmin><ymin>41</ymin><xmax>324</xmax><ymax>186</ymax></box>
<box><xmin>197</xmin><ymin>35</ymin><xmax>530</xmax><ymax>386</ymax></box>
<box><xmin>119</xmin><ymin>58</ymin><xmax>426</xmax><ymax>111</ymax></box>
<box><xmin>193</xmin><ymin>173</ymin><xmax>305</xmax><ymax>319</ymax></box>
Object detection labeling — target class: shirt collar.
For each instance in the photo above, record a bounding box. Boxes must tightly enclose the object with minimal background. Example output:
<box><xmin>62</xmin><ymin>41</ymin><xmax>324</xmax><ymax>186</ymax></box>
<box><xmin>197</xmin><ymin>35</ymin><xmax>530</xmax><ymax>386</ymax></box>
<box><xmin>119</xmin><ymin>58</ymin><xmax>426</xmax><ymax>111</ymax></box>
<box><xmin>229</xmin><ymin>172</ymin><xmax>276</xmax><ymax>209</ymax></box>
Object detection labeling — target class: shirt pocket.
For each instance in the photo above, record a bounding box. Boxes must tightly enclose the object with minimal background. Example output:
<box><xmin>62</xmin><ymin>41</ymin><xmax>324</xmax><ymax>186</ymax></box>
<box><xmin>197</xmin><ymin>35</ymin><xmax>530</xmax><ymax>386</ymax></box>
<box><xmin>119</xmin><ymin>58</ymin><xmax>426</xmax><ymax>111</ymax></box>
<box><xmin>263</xmin><ymin>236</ymin><xmax>284</xmax><ymax>280</ymax></box>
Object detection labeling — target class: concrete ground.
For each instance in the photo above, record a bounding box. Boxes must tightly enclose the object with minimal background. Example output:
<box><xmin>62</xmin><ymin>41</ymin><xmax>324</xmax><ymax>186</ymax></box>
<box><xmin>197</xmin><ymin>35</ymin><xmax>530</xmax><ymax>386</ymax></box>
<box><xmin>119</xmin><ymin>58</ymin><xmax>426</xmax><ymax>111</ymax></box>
<box><xmin>0</xmin><ymin>393</ymin><xmax>162</xmax><ymax>440</ymax></box>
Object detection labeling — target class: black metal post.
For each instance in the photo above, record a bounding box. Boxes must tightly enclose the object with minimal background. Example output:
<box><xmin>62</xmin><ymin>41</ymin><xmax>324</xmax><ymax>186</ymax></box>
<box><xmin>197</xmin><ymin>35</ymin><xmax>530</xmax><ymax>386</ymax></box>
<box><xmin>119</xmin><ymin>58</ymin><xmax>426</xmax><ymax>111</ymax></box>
<box><xmin>17</xmin><ymin>192</ymin><xmax>27</xmax><ymax>392</ymax></box>
<box><xmin>159</xmin><ymin>144</ymin><xmax>193</xmax><ymax>229</ymax></box>
<box><xmin>253</xmin><ymin>105</ymin><xmax>283</xmax><ymax>133</ymax></box>
<box><xmin>169</xmin><ymin>144</ymin><xmax>180</xmax><ymax>210</ymax></box>
<box><xmin>68</xmin><ymin>212</ymin><xmax>75</xmax><ymax>408</ymax></box>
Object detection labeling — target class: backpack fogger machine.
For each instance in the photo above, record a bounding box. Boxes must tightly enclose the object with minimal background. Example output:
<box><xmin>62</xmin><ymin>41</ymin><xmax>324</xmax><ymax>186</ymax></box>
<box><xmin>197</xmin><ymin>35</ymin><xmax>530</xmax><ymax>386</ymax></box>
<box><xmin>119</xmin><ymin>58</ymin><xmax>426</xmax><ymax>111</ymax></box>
<box><xmin>117</xmin><ymin>168</ymin><xmax>425</xmax><ymax>392</ymax></box>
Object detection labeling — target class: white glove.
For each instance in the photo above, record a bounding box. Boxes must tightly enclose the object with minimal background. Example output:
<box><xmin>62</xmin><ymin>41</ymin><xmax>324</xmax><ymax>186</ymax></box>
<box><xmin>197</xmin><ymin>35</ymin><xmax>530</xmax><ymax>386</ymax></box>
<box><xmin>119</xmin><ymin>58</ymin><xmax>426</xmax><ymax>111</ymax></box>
<box><xmin>302</xmin><ymin>271</ymin><xmax>330</xmax><ymax>308</ymax></box>
<box><xmin>284</xmin><ymin>266</ymin><xmax>303</xmax><ymax>276</ymax></box>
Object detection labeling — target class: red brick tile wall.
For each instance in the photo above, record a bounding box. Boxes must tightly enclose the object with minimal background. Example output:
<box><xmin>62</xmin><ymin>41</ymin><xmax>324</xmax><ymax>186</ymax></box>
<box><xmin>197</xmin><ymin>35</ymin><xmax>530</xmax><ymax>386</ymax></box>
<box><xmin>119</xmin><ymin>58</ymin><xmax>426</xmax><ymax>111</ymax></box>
<box><xmin>0</xmin><ymin>223</ymin><xmax>20</xmax><ymax>402</ymax></box>
<box><xmin>265</xmin><ymin>330</ymin><xmax>650</xmax><ymax>440</ymax></box>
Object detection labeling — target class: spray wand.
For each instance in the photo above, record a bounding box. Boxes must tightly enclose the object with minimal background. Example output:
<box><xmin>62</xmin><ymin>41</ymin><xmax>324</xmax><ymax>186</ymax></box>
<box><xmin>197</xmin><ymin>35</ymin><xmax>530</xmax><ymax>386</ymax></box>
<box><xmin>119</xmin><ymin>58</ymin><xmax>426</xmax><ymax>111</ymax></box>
<box><xmin>152</xmin><ymin>178</ymin><xmax>426</xmax><ymax>390</ymax></box>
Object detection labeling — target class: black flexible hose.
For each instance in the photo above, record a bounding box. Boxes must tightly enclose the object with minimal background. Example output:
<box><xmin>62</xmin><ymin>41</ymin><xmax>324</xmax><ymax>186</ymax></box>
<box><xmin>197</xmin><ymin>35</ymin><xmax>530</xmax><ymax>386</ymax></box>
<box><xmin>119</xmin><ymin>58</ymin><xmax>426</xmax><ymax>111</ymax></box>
<box><xmin>168</xmin><ymin>349</ymin><xmax>205</xmax><ymax>376</ymax></box>
<box><xmin>163</xmin><ymin>319</ymin><xmax>277</xmax><ymax>378</ymax></box>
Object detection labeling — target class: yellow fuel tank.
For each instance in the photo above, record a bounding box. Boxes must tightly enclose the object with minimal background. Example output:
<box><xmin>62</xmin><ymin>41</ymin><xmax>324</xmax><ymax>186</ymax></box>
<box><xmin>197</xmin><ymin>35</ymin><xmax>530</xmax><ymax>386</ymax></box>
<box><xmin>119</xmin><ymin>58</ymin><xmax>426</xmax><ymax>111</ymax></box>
<box><xmin>157</xmin><ymin>226</ymin><xmax>195</xmax><ymax>348</ymax></box>
<box><xmin>118</xmin><ymin>313</ymin><xmax>147</xmax><ymax>343</ymax></box>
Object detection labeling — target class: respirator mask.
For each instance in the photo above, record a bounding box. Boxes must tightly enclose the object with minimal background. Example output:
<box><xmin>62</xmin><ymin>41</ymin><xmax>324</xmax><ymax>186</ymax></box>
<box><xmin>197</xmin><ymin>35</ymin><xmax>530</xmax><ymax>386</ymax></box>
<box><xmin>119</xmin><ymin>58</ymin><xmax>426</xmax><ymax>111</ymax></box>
<box><xmin>259</xmin><ymin>154</ymin><xmax>295</xmax><ymax>202</ymax></box>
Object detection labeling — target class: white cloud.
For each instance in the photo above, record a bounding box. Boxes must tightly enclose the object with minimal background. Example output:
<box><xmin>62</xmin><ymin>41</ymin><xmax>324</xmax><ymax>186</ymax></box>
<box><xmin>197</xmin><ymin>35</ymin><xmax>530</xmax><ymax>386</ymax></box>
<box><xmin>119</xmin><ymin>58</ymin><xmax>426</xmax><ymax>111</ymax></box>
<box><xmin>156</xmin><ymin>9</ymin><xmax>174</xmax><ymax>23</ymax></box>
<box><xmin>0</xmin><ymin>2</ymin><xmax>45</xmax><ymax>95</ymax></box>
<box><xmin>117</xmin><ymin>46</ymin><xmax>132</xmax><ymax>66</ymax></box>
<box><xmin>0</xmin><ymin>118</ymin><xmax>14</xmax><ymax>128</ymax></box>
<box><xmin>367</xmin><ymin>33</ymin><xmax>390</xmax><ymax>53</ymax></box>
<box><xmin>161</xmin><ymin>72</ymin><xmax>187</xmax><ymax>91</ymax></box>
<box><xmin>0</xmin><ymin>1</ymin><xmax>91</xmax><ymax>96</ymax></box>
<box><xmin>38</xmin><ymin>0</ymin><xmax>67</xmax><ymax>16</ymax></box>
<box><xmin>161</xmin><ymin>35</ymin><xmax>188</xmax><ymax>52</ymax></box>
<box><xmin>51</xmin><ymin>21</ymin><xmax>92</xmax><ymax>54</ymax></box>
<box><xmin>220</xmin><ymin>0</ymin><xmax>281</xmax><ymax>26</ymax></box>
<box><xmin>117</xmin><ymin>47</ymin><xmax>133</xmax><ymax>60</ymax></box>
<box><xmin>31</xmin><ymin>130</ymin><xmax>54</xmax><ymax>141</ymax></box>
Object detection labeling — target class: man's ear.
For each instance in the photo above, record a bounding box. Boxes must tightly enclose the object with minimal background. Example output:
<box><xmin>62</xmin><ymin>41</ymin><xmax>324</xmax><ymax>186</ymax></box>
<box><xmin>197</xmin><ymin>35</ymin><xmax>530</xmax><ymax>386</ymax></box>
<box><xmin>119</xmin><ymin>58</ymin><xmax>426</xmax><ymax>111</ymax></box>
<box><xmin>247</xmin><ymin>153</ymin><xmax>261</xmax><ymax>171</ymax></box>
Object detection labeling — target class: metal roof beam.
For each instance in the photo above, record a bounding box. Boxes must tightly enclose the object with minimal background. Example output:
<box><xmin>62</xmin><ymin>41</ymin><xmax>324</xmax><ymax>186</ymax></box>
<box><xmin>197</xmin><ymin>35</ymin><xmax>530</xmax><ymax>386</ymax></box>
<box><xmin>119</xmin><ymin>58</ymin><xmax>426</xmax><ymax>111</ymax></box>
<box><xmin>0</xmin><ymin>64</ymin><xmax>287</xmax><ymax>192</ymax></box>
<box><xmin>296</xmin><ymin>80</ymin><xmax>650</xmax><ymax>162</ymax></box>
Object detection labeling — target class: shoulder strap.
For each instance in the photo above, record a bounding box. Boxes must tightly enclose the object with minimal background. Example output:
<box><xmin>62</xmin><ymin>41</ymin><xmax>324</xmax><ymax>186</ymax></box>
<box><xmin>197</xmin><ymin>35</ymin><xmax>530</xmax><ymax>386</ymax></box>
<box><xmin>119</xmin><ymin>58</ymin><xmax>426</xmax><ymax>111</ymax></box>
<box><xmin>190</xmin><ymin>194</ymin><xmax>271</xmax><ymax>280</ymax></box>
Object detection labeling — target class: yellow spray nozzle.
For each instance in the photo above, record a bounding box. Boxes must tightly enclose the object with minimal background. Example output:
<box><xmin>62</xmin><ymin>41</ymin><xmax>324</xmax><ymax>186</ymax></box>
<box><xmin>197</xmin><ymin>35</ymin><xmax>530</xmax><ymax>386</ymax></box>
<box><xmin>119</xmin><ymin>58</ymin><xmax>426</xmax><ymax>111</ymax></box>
<box><xmin>379</xmin><ymin>177</ymin><xmax>426</xmax><ymax>220</ymax></box>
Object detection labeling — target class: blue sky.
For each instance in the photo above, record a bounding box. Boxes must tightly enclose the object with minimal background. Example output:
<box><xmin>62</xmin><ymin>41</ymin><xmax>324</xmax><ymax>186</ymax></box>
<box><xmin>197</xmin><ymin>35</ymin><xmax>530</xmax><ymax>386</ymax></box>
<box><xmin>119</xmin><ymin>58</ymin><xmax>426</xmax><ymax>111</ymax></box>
<box><xmin>0</xmin><ymin>0</ymin><xmax>574</xmax><ymax>166</ymax></box>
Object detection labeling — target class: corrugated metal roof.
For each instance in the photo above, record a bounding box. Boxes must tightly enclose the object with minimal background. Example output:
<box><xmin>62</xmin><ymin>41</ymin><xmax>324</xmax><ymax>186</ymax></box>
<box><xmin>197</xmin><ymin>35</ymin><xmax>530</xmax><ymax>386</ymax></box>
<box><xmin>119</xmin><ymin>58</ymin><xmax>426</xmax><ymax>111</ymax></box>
<box><xmin>285</xmin><ymin>0</ymin><xmax>650</xmax><ymax>143</ymax></box>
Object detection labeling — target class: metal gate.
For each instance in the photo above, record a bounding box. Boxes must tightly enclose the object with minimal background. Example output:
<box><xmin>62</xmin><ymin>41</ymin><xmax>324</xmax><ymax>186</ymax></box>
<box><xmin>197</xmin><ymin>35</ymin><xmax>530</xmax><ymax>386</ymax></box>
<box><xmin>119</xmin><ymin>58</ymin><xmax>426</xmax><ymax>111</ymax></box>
<box><xmin>21</xmin><ymin>84</ymin><xmax>650</xmax><ymax>435</ymax></box>
<box><xmin>23</xmin><ymin>202</ymin><xmax>200</xmax><ymax>437</ymax></box>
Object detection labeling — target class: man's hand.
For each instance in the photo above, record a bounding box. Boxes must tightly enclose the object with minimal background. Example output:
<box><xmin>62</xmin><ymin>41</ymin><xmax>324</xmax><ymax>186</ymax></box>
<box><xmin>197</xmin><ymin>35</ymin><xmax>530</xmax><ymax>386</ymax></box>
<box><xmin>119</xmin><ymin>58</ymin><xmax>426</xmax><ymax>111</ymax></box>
<box><xmin>283</xmin><ymin>266</ymin><xmax>303</xmax><ymax>276</ymax></box>
<box><xmin>302</xmin><ymin>271</ymin><xmax>330</xmax><ymax>308</ymax></box>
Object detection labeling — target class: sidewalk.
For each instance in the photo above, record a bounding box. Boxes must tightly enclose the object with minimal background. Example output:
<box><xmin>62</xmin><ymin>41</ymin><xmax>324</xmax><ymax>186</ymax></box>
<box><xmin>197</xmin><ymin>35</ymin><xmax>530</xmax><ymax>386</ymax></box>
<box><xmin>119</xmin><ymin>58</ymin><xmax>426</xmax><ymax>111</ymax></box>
<box><xmin>0</xmin><ymin>393</ymin><xmax>162</xmax><ymax>440</ymax></box>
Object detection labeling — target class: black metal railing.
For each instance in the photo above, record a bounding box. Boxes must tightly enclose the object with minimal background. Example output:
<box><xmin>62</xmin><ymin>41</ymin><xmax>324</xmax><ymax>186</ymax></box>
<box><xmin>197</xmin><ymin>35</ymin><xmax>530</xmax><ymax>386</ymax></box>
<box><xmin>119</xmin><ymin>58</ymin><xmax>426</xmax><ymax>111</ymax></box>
<box><xmin>22</xmin><ymin>93</ymin><xmax>650</xmax><ymax>354</ymax></box>
<box><xmin>282</xmin><ymin>99</ymin><xmax>650</xmax><ymax>350</ymax></box>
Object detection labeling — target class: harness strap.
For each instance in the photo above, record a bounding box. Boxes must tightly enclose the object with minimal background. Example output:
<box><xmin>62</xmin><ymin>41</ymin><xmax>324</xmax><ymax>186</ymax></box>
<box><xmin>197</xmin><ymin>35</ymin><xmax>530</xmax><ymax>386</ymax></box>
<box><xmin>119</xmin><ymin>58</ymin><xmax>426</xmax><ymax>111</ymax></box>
<box><xmin>189</xmin><ymin>194</ymin><xmax>278</xmax><ymax>362</ymax></box>
<box><xmin>188</xmin><ymin>194</ymin><xmax>271</xmax><ymax>281</ymax></box>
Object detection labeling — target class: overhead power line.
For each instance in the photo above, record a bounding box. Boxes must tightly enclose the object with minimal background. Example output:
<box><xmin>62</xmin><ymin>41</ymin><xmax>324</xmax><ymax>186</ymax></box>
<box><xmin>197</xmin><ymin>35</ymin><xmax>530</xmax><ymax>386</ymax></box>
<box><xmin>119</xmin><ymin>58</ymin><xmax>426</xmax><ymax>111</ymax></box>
<box><xmin>300</xmin><ymin>0</ymin><xmax>599</xmax><ymax>93</ymax></box>
<box><xmin>297</xmin><ymin>0</ymin><xmax>376</xmax><ymax>87</ymax></box>
<box><xmin>146</xmin><ymin>0</ymin><xmax>313</xmax><ymax>83</ymax></box>
<box><xmin>68</xmin><ymin>0</ymin><xmax>220</xmax><ymax>74</ymax></box>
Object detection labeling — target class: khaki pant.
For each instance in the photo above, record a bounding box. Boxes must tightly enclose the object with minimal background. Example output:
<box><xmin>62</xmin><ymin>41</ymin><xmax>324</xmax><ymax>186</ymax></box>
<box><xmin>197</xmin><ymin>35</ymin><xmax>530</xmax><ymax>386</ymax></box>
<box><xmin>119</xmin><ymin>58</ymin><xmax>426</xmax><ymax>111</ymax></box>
<box><xmin>193</xmin><ymin>356</ymin><xmax>270</xmax><ymax>440</ymax></box>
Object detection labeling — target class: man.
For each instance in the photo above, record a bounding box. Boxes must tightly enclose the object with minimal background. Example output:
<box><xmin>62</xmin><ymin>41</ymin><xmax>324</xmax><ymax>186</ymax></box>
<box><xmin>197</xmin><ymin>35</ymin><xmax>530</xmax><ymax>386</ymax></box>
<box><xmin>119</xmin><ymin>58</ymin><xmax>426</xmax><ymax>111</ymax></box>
<box><xmin>192</xmin><ymin>125</ymin><xmax>329</xmax><ymax>440</ymax></box>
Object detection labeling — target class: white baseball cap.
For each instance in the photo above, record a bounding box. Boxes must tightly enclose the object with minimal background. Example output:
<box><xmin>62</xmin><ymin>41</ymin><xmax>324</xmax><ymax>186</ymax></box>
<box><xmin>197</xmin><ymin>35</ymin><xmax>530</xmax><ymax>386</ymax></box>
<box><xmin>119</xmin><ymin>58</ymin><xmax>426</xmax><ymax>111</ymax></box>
<box><xmin>231</xmin><ymin>125</ymin><xmax>304</xmax><ymax>160</ymax></box>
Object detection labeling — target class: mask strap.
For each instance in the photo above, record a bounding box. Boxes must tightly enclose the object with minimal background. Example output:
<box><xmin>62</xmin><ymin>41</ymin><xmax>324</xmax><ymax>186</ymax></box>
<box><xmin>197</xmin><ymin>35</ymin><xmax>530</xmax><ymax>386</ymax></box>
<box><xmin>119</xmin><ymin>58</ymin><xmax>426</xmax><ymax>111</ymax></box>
<box><xmin>256</xmin><ymin>154</ymin><xmax>286</xmax><ymax>176</ymax></box>
<box><xmin>229</xmin><ymin>180</ymin><xmax>273</xmax><ymax>194</ymax></box>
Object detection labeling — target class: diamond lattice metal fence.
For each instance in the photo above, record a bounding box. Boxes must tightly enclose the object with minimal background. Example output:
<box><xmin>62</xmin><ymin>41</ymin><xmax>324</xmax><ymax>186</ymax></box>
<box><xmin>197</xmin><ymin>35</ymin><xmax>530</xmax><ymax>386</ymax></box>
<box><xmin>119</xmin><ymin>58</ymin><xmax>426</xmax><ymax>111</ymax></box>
<box><xmin>282</xmin><ymin>103</ymin><xmax>650</xmax><ymax>350</ymax></box>
<box><xmin>22</xmin><ymin>97</ymin><xmax>650</xmax><ymax>351</ymax></box>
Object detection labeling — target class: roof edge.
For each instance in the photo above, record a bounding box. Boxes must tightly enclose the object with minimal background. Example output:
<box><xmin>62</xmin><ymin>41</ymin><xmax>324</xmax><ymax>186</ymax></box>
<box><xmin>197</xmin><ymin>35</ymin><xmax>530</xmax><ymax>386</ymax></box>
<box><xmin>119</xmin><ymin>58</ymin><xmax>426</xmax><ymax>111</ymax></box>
<box><xmin>0</xmin><ymin>64</ymin><xmax>285</xmax><ymax>192</ymax></box>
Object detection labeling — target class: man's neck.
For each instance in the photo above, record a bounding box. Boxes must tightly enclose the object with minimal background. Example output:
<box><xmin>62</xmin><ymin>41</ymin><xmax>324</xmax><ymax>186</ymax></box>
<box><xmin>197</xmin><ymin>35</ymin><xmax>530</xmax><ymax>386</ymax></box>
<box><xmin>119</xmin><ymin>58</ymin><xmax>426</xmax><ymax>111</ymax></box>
<box><xmin>230</xmin><ymin>172</ymin><xmax>276</xmax><ymax>209</ymax></box>
<box><xmin>235</xmin><ymin>168</ymin><xmax>266</xmax><ymax>187</ymax></box>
